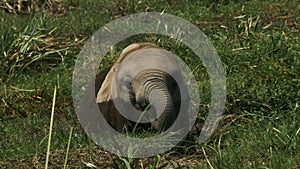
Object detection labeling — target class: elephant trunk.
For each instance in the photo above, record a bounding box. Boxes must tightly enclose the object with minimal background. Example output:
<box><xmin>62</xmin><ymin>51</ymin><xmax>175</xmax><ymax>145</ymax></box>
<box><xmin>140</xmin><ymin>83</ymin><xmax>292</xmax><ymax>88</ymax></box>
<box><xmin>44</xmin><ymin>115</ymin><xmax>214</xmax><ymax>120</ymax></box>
<box><xmin>131</xmin><ymin>69</ymin><xmax>177</xmax><ymax>131</ymax></box>
<box><xmin>148</xmin><ymin>85</ymin><xmax>176</xmax><ymax>130</ymax></box>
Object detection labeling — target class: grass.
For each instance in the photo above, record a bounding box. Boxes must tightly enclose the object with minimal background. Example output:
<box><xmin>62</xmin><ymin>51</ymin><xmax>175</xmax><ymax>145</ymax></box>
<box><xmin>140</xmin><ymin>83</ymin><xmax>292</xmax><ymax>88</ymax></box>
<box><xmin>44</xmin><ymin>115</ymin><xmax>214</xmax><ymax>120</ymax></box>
<box><xmin>1</xmin><ymin>0</ymin><xmax>299</xmax><ymax>168</ymax></box>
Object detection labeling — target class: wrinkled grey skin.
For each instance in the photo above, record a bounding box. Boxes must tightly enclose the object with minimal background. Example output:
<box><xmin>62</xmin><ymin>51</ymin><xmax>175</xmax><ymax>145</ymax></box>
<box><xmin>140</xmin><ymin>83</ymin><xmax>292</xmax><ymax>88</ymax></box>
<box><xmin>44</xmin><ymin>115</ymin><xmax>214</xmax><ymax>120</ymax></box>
<box><xmin>128</xmin><ymin>68</ymin><xmax>180</xmax><ymax>130</ymax></box>
<box><xmin>96</xmin><ymin>43</ymin><xmax>189</xmax><ymax>133</ymax></box>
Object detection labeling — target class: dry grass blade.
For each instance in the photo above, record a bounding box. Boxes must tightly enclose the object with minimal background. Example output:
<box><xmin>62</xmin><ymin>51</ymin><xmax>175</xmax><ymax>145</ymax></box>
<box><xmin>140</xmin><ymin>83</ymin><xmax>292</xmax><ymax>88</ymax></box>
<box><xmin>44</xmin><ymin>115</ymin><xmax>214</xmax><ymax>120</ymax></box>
<box><xmin>63</xmin><ymin>127</ymin><xmax>73</xmax><ymax>169</ymax></box>
<box><xmin>45</xmin><ymin>86</ymin><xmax>57</xmax><ymax>169</ymax></box>
<box><xmin>202</xmin><ymin>147</ymin><xmax>214</xmax><ymax>169</ymax></box>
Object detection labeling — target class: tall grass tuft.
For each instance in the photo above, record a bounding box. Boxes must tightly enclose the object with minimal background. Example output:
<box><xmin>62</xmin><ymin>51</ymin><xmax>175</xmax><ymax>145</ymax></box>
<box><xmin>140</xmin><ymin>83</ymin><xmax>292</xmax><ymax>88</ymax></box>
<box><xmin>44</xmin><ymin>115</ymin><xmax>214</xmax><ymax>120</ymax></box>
<box><xmin>1</xmin><ymin>9</ymin><xmax>71</xmax><ymax>77</ymax></box>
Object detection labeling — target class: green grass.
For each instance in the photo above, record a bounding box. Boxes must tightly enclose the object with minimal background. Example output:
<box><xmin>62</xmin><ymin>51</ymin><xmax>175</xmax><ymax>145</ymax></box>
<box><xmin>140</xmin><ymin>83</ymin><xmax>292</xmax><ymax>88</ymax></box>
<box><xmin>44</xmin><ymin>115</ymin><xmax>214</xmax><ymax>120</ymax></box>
<box><xmin>1</xmin><ymin>0</ymin><xmax>299</xmax><ymax>168</ymax></box>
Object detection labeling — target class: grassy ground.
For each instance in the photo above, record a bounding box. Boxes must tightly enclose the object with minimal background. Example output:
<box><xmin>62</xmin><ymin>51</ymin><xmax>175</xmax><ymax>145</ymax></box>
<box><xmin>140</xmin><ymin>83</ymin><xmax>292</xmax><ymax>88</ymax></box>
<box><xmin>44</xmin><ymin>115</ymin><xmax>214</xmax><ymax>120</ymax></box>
<box><xmin>1</xmin><ymin>0</ymin><xmax>299</xmax><ymax>168</ymax></box>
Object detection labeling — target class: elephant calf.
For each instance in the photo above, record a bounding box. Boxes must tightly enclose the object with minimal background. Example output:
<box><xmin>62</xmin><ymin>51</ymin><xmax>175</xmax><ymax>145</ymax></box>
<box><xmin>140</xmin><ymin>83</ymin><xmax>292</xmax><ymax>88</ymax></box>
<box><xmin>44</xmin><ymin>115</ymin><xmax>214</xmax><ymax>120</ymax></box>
<box><xmin>95</xmin><ymin>43</ymin><xmax>189</xmax><ymax>133</ymax></box>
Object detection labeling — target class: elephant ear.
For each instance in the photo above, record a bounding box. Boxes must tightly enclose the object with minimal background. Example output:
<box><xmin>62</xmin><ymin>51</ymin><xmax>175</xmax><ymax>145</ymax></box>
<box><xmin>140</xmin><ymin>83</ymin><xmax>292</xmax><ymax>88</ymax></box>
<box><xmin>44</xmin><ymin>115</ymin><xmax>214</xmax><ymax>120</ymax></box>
<box><xmin>95</xmin><ymin>43</ymin><xmax>161</xmax><ymax>132</ymax></box>
<box><xmin>94</xmin><ymin>66</ymin><xmax>112</xmax><ymax>95</ymax></box>
<box><xmin>96</xmin><ymin>43</ymin><xmax>159</xmax><ymax>103</ymax></box>
<box><xmin>95</xmin><ymin>65</ymin><xmax>129</xmax><ymax>132</ymax></box>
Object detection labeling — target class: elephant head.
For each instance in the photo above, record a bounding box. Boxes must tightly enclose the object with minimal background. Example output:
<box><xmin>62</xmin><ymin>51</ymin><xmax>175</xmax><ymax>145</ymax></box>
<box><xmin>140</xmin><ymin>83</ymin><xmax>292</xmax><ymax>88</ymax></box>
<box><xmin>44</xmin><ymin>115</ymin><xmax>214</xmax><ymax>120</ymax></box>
<box><xmin>96</xmin><ymin>43</ymin><xmax>189</xmax><ymax>133</ymax></box>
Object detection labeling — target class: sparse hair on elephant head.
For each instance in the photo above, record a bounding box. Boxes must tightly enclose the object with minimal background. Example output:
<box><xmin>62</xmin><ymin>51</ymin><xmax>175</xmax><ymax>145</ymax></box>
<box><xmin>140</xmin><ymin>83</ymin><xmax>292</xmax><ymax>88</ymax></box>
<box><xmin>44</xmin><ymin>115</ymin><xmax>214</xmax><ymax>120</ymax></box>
<box><xmin>95</xmin><ymin>43</ymin><xmax>190</xmax><ymax>133</ymax></box>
